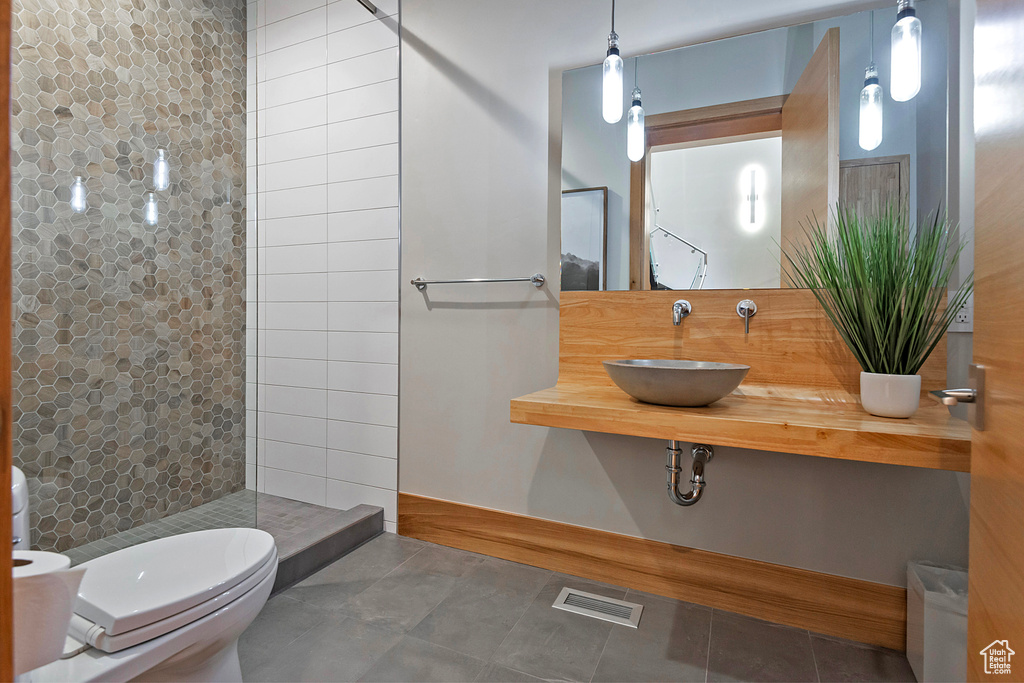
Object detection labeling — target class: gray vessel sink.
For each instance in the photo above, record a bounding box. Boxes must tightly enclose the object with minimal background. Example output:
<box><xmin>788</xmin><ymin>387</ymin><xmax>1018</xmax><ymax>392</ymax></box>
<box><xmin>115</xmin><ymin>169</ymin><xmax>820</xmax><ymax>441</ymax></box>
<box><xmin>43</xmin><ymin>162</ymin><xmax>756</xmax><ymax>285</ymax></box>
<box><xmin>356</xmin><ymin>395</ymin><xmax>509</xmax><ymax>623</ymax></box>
<box><xmin>602</xmin><ymin>359</ymin><xmax>750</xmax><ymax>407</ymax></box>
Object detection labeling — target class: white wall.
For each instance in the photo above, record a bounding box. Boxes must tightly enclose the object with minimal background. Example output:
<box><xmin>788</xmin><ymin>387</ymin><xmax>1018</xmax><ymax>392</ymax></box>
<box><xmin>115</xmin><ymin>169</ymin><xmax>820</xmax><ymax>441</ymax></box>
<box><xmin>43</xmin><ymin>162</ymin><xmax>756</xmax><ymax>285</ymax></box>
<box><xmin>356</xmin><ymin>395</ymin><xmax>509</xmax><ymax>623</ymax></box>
<box><xmin>246</xmin><ymin>0</ymin><xmax>400</xmax><ymax>530</ymax></box>
<box><xmin>400</xmin><ymin>0</ymin><xmax>970</xmax><ymax>587</ymax></box>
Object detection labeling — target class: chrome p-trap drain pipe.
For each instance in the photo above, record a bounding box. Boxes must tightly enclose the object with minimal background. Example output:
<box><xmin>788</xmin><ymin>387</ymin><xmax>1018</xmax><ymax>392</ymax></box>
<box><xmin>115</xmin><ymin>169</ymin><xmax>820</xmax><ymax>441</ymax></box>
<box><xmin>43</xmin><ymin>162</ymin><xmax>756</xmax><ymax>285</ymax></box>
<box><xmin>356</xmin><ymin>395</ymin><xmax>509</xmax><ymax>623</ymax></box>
<box><xmin>666</xmin><ymin>441</ymin><xmax>714</xmax><ymax>506</ymax></box>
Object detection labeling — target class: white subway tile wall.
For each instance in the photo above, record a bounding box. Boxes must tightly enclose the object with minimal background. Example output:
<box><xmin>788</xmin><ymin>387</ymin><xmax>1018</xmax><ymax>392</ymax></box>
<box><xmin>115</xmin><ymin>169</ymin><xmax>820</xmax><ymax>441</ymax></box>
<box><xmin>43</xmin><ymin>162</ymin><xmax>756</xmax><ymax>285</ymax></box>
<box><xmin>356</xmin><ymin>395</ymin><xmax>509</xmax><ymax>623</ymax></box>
<box><xmin>247</xmin><ymin>0</ymin><xmax>399</xmax><ymax>522</ymax></box>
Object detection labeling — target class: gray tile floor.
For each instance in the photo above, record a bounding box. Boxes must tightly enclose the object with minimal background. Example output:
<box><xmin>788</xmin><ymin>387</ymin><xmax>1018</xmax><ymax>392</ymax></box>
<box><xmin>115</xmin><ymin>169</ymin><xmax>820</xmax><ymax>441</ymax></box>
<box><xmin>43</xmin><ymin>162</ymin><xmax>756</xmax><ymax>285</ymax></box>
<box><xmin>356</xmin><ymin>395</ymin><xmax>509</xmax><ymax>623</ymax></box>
<box><xmin>239</xmin><ymin>533</ymin><xmax>916</xmax><ymax>683</ymax></box>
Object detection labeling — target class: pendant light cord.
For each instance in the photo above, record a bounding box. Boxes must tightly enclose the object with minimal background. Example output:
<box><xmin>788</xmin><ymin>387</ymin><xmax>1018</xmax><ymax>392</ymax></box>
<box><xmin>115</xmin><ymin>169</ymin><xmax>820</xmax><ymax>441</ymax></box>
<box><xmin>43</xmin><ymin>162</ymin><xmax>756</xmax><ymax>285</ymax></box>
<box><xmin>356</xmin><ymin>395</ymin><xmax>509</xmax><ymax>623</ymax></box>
<box><xmin>869</xmin><ymin>10</ymin><xmax>875</xmax><ymax>63</ymax></box>
<box><xmin>634</xmin><ymin>55</ymin><xmax>638</xmax><ymax>87</ymax></box>
<box><xmin>611</xmin><ymin>0</ymin><xmax>615</xmax><ymax>33</ymax></box>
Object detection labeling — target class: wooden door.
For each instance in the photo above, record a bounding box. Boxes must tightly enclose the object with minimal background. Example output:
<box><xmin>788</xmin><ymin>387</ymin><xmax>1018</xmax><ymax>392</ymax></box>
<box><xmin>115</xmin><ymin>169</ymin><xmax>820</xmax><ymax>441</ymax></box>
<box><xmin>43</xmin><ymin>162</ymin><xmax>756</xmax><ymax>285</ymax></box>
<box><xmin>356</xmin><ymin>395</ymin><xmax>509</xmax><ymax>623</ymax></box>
<box><xmin>780</xmin><ymin>27</ymin><xmax>839</xmax><ymax>286</ymax></box>
<box><xmin>839</xmin><ymin>154</ymin><xmax>910</xmax><ymax>218</ymax></box>
<box><xmin>967</xmin><ymin>1</ymin><xmax>1024</xmax><ymax>679</ymax></box>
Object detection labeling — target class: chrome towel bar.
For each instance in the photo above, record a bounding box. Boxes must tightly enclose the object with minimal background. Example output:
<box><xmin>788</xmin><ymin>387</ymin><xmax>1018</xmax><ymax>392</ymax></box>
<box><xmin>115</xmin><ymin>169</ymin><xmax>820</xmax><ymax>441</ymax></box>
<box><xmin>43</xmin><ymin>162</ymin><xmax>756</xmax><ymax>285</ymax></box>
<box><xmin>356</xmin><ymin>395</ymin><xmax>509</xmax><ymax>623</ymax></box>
<box><xmin>411</xmin><ymin>274</ymin><xmax>546</xmax><ymax>291</ymax></box>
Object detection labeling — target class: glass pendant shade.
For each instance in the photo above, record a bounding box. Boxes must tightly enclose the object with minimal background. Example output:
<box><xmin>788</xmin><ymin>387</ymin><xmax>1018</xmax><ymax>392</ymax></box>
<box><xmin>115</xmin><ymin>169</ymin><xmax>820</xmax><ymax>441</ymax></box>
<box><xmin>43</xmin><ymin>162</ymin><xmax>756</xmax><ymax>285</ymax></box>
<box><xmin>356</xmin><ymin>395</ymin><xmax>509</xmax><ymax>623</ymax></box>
<box><xmin>890</xmin><ymin>2</ymin><xmax>922</xmax><ymax>102</ymax></box>
<box><xmin>859</xmin><ymin>65</ymin><xmax>883</xmax><ymax>151</ymax></box>
<box><xmin>626</xmin><ymin>89</ymin><xmax>645</xmax><ymax>162</ymax></box>
<box><xmin>144</xmin><ymin>192</ymin><xmax>158</xmax><ymax>226</ymax></box>
<box><xmin>70</xmin><ymin>176</ymin><xmax>87</xmax><ymax>214</ymax></box>
<box><xmin>602</xmin><ymin>32</ymin><xmax>623</xmax><ymax>123</ymax></box>
<box><xmin>153</xmin><ymin>148</ymin><xmax>170</xmax><ymax>191</ymax></box>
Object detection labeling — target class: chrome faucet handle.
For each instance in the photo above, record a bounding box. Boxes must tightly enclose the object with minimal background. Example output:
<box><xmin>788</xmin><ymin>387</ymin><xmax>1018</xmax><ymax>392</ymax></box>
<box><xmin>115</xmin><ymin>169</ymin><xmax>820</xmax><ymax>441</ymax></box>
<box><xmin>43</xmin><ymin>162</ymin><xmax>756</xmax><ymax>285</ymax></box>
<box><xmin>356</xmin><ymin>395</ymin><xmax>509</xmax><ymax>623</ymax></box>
<box><xmin>736</xmin><ymin>299</ymin><xmax>757</xmax><ymax>334</ymax></box>
<box><xmin>672</xmin><ymin>300</ymin><xmax>691</xmax><ymax>326</ymax></box>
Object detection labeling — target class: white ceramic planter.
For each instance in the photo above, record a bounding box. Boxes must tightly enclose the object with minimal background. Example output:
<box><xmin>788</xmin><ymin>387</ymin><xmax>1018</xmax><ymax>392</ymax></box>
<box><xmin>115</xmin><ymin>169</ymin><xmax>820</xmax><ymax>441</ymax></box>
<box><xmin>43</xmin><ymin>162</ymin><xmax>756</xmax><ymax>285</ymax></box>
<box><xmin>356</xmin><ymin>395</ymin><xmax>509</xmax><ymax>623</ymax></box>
<box><xmin>860</xmin><ymin>372</ymin><xmax>922</xmax><ymax>418</ymax></box>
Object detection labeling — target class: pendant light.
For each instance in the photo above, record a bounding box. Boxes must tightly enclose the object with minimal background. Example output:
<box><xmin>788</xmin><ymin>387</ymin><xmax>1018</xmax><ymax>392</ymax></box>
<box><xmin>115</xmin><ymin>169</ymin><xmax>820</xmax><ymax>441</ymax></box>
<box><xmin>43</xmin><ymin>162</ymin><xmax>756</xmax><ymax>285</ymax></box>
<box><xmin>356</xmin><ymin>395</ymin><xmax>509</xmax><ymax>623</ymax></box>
<box><xmin>70</xmin><ymin>176</ymin><xmax>87</xmax><ymax>214</ymax></box>
<box><xmin>859</xmin><ymin>12</ymin><xmax>883</xmax><ymax>151</ymax></box>
<box><xmin>153</xmin><ymin>148</ymin><xmax>170</xmax><ymax>191</ymax></box>
<box><xmin>891</xmin><ymin>0</ymin><xmax>922</xmax><ymax>102</ymax></box>
<box><xmin>602</xmin><ymin>0</ymin><xmax>623</xmax><ymax>123</ymax></box>
<box><xmin>144</xmin><ymin>192</ymin><xmax>159</xmax><ymax>226</ymax></box>
<box><xmin>626</xmin><ymin>59</ymin><xmax>645</xmax><ymax>162</ymax></box>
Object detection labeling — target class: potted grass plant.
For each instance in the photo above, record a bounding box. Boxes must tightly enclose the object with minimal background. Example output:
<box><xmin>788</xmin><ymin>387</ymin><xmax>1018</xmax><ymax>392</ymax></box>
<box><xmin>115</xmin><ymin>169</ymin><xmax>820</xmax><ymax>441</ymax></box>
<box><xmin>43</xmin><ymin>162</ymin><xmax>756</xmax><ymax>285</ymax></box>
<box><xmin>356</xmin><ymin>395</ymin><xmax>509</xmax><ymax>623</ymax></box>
<box><xmin>783</xmin><ymin>205</ymin><xmax>973</xmax><ymax>418</ymax></box>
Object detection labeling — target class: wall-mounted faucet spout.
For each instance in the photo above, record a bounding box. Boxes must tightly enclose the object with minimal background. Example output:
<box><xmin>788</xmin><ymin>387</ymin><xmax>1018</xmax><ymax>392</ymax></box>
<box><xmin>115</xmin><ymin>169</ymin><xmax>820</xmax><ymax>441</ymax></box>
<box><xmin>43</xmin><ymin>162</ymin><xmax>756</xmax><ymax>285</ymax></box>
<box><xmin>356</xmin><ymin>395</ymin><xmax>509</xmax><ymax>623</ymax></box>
<box><xmin>672</xmin><ymin>300</ymin><xmax>691</xmax><ymax>326</ymax></box>
<box><xmin>736</xmin><ymin>299</ymin><xmax>757</xmax><ymax>334</ymax></box>
<box><xmin>666</xmin><ymin>441</ymin><xmax>714</xmax><ymax>506</ymax></box>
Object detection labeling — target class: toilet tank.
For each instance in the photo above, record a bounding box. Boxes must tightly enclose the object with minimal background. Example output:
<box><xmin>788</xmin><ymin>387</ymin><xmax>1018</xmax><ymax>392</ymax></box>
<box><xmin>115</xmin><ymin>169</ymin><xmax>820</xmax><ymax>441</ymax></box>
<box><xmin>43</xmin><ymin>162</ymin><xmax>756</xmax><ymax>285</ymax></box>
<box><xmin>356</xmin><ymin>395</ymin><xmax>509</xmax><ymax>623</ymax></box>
<box><xmin>12</xmin><ymin>466</ymin><xmax>29</xmax><ymax>550</ymax></box>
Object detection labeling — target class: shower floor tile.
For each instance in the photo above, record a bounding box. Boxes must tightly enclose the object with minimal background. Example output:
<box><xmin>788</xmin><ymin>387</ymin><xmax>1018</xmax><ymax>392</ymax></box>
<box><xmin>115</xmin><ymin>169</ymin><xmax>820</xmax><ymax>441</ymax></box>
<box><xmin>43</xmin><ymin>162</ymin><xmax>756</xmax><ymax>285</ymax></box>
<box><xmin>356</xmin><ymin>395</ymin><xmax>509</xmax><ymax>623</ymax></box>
<box><xmin>239</xmin><ymin>533</ymin><xmax>917</xmax><ymax>683</ymax></box>
<box><xmin>63</xmin><ymin>490</ymin><xmax>373</xmax><ymax>567</ymax></box>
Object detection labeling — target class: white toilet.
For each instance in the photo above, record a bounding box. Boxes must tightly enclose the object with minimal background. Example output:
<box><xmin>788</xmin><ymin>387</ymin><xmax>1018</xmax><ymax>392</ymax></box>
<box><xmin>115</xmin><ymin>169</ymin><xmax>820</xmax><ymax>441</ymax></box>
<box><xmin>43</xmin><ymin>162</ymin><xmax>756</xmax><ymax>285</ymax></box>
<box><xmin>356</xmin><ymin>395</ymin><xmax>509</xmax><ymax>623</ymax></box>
<box><xmin>12</xmin><ymin>466</ymin><xmax>29</xmax><ymax>550</ymax></box>
<box><xmin>27</xmin><ymin>527</ymin><xmax>278</xmax><ymax>683</ymax></box>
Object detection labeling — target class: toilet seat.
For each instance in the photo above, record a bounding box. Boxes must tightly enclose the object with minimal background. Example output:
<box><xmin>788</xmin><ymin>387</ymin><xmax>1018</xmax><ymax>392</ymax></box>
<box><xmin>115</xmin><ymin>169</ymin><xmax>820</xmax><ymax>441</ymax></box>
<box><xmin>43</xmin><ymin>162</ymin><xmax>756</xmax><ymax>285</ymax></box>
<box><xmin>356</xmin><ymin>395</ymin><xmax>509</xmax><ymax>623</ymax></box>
<box><xmin>68</xmin><ymin>528</ymin><xmax>277</xmax><ymax>654</ymax></box>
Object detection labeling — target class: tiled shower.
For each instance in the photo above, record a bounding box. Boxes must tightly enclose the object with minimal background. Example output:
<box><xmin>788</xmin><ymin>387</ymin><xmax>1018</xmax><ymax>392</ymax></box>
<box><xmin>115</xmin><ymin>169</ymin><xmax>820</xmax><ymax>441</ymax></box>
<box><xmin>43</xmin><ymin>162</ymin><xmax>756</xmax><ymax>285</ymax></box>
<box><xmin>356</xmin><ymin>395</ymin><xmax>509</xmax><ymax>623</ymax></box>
<box><xmin>10</xmin><ymin>0</ymin><xmax>399</xmax><ymax>556</ymax></box>
<box><xmin>11</xmin><ymin>0</ymin><xmax>249</xmax><ymax>553</ymax></box>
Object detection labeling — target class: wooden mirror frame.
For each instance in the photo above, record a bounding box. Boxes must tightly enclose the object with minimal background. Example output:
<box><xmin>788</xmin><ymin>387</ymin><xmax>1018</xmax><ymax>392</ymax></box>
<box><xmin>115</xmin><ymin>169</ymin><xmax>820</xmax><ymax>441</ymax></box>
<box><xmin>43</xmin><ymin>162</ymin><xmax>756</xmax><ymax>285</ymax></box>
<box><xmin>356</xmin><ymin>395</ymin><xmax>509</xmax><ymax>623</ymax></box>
<box><xmin>628</xmin><ymin>95</ymin><xmax>787</xmax><ymax>290</ymax></box>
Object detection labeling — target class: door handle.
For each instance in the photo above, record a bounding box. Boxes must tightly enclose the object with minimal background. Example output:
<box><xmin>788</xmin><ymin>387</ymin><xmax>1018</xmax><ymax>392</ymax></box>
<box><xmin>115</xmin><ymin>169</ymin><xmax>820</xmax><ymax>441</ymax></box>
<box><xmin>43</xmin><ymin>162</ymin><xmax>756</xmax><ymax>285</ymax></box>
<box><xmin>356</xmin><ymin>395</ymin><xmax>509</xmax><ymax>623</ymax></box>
<box><xmin>934</xmin><ymin>364</ymin><xmax>985</xmax><ymax>431</ymax></box>
<box><xmin>938</xmin><ymin>388</ymin><xmax>976</xmax><ymax>406</ymax></box>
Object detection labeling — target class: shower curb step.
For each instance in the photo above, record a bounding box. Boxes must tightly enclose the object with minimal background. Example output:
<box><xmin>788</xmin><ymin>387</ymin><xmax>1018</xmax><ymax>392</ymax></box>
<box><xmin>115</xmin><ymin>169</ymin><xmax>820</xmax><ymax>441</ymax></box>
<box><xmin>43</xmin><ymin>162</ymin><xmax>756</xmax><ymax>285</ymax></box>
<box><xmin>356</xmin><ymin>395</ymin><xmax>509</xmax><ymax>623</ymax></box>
<box><xmin>269</xmin><ymin>504</ymin><xmax>384</xmax><ymax>594</ymax></box>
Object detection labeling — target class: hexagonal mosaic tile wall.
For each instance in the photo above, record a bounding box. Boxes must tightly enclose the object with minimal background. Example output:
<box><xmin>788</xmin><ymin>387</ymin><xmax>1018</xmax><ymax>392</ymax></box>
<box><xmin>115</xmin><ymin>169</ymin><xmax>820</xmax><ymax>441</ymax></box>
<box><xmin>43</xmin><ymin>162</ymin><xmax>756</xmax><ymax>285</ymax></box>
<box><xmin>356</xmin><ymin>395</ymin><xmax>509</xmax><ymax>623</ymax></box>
<box><xmin>10</xmin><ymin>0</ymin><xmax>249</xmax><ymax>552</ymax></box>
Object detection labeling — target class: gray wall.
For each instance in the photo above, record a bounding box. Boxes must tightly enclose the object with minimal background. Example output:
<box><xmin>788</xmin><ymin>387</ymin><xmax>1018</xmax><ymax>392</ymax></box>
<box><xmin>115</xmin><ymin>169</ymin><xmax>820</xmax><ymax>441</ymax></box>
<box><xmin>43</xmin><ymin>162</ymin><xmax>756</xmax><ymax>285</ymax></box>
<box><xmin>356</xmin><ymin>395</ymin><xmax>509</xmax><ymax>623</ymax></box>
<box><xmin>400</xmin><ymin>0</ymin><xmax>970</xmax><ymax>587</ymax></box>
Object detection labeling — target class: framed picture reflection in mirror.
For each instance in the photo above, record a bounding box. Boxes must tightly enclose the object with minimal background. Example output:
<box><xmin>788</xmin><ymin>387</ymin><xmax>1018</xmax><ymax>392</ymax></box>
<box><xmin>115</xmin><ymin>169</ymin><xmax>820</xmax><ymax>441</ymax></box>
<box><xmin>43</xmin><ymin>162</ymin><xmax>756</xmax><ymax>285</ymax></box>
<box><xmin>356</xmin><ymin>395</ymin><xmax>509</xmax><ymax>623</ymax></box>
<box><xmin>561</xmin><ymin>187</ymin><xmax>608</xmax><ymax>291</ymax></box>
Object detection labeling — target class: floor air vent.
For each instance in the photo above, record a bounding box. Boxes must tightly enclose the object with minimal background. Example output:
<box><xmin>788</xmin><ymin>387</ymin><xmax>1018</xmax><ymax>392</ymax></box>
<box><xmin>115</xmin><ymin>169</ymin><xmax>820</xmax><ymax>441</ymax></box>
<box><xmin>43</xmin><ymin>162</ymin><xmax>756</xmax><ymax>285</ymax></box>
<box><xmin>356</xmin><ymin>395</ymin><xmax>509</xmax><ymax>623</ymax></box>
<box><xmin>551</xmin><ymin>587</ymin><xmax>644</xmax><ymax>628</ymax></box>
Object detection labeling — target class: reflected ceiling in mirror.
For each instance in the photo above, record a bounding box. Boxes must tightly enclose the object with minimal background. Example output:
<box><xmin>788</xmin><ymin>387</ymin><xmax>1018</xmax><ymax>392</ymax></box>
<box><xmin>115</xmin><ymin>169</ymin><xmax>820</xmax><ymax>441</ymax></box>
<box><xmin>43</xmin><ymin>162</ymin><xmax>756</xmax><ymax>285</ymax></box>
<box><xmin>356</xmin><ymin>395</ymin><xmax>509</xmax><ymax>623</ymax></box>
<box><xmin>560</xmin><ymin>1</ymin><xmax>952</xmax><ymax>291</ymax></box>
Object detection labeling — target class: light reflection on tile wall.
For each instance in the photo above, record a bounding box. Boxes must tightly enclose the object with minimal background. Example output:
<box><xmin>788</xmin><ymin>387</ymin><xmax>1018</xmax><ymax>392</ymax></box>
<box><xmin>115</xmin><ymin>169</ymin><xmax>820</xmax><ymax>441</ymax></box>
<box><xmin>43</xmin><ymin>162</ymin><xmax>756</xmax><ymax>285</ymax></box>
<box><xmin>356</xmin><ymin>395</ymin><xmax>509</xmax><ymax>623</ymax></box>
<box><xmin>247</xmin><ymin>0</ymin><xmax>399</xmax><ymax>529</ymax></box>
<box><xmin>10</xmin><ymin>0</ymin><xmax>248</xmax><ymax>551</ymax></box>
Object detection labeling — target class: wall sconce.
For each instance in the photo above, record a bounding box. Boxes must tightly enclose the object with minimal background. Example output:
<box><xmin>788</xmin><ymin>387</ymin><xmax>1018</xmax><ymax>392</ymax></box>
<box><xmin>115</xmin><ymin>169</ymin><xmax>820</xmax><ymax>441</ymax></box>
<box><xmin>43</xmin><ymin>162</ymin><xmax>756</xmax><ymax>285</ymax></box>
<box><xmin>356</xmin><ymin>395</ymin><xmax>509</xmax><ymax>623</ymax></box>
<box><xmin>739</xmin><ymin>164</ymin><xmax>765</xmax><ymax>232</ymax></box>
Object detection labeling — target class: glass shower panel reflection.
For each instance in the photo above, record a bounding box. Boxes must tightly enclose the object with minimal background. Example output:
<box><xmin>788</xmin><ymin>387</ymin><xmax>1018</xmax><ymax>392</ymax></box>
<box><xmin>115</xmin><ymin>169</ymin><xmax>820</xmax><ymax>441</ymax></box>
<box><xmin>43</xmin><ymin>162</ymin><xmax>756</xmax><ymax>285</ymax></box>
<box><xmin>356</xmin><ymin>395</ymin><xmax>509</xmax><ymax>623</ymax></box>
<box><xmin>10</xmin><ymin>0</ymin><xmax>254</xmax><ymax>559</ymax></box>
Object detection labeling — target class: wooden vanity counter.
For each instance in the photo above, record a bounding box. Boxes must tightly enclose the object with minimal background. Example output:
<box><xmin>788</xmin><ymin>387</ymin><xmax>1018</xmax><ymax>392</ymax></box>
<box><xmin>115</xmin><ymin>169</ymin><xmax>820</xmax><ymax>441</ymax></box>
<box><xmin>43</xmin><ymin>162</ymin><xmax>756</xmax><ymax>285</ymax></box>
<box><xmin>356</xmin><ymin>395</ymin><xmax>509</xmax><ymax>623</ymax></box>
<box><xmin>511</xmin><ymin>290</ymin><xmax>971</xmax><ymax>472</ymax></box>
<box><xmin>512</xmin><ymin>382</ymin><xmax>970</xmax><ymax>471</ymax></box>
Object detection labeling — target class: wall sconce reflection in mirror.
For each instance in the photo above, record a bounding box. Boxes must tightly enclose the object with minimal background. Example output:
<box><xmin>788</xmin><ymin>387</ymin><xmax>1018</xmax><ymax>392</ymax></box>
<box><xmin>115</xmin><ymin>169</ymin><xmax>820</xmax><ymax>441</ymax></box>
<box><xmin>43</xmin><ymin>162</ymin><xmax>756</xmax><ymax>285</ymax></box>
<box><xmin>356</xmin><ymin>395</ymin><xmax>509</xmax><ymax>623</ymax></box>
<box><xmin>739</xmin><ymin>164</ymin><xmax>765</xmax><ymax>232</ymax></box>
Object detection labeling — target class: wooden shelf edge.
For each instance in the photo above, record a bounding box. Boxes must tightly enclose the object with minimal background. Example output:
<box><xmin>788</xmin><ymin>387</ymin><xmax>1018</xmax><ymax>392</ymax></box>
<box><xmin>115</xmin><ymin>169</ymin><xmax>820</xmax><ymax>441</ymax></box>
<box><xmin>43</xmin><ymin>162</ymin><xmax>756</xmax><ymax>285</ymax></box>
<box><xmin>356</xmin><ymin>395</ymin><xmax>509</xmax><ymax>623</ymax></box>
<box><xmin>510</xmin><ymin>385</ymin><xmax>971</xmax><ymax>473</ymax></box>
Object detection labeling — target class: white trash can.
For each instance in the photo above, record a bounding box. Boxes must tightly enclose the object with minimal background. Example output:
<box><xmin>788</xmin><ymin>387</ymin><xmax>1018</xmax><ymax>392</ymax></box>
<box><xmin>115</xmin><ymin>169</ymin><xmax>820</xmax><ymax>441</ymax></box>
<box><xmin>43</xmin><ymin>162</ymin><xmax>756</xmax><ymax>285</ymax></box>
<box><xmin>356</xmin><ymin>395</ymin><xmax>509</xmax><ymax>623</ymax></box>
<box><xmin>907</xmin><ymin>562</ymin><xmax>968</xmax><ymax>682</ymax></box>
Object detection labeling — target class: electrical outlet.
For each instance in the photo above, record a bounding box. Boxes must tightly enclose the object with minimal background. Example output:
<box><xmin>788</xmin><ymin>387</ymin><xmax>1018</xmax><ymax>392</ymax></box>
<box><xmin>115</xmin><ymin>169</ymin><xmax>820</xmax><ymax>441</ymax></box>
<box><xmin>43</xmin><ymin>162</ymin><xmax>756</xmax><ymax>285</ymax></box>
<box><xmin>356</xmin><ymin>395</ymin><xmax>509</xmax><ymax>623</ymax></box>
<box><xmin>949</xmin><ymin>302</ymin><xmax>973</xmax><ymax>332</ymax></box>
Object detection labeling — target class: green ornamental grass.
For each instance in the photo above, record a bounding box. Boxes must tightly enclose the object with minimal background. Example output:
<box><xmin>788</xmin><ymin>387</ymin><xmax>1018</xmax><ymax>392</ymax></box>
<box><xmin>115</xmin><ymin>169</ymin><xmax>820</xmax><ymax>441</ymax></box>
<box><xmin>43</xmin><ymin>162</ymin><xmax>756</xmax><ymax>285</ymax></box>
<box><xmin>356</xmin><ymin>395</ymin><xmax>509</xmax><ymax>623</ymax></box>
<box><xmin>783</xmin><ymin>205</ymin><xmax>973</xmax><ymax>376</ymax></box>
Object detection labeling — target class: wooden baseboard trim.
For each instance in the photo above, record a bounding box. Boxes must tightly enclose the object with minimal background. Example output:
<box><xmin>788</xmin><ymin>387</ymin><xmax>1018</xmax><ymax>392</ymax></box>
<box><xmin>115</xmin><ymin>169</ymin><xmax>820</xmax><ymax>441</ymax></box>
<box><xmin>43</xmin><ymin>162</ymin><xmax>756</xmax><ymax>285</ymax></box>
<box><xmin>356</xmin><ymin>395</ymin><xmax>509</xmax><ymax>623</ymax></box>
<box><xmin>398</xmin><ymin>493</ymin><xmax>907</xmax><ymax>651</ymax></box>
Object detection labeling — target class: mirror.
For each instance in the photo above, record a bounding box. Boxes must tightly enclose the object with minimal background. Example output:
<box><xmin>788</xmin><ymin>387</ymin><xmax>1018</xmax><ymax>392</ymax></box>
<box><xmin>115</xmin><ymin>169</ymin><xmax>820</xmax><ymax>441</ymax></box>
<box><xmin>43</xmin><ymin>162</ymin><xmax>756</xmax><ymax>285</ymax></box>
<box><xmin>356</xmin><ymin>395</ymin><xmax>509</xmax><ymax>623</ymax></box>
<box><xmin>561</xmin><ymin>2</ymin><xmax>952</xmax><ymax>291</ymax></box>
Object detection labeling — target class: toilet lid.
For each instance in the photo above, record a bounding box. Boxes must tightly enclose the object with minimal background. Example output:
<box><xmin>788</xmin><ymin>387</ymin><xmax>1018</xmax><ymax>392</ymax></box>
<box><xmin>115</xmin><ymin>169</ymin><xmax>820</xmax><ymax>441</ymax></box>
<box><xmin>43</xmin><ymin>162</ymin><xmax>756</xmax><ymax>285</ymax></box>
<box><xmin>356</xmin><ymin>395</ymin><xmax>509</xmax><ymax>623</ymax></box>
<box><xmin>74</xmin><ymin>528</ymin><xmax>276</xmax><ymax>636</ymax></box>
